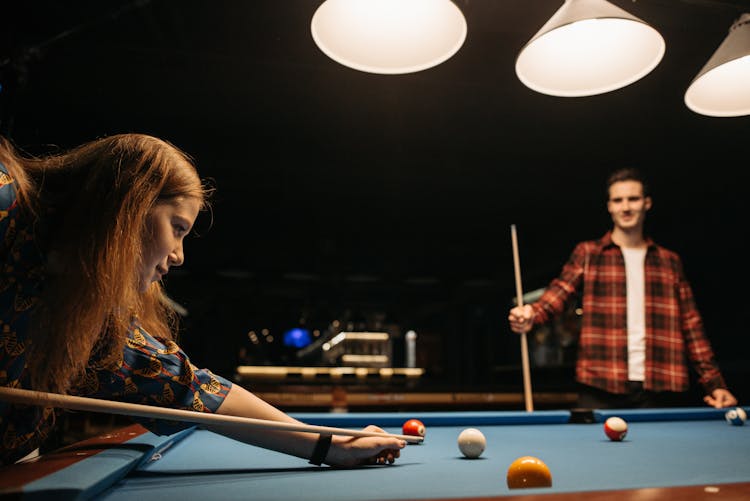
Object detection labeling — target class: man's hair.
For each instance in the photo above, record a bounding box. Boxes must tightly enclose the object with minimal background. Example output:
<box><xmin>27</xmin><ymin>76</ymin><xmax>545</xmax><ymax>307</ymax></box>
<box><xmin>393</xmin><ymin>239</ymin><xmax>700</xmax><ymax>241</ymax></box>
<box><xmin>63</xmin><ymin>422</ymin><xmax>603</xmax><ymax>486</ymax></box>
<box><xmin>606</xmin><ymin>167</ymin><xmax>649</xmax><ymax>198</ymax></box>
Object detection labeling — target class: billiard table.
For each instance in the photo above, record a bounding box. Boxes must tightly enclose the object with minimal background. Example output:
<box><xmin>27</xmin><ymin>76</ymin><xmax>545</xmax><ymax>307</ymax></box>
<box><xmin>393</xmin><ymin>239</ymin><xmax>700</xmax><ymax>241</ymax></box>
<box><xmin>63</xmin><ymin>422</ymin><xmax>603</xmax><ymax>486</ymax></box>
<box><xmin>2</xmin><ymin>407</ymin><xmax>748</xmax><ymax>500</ymax></box>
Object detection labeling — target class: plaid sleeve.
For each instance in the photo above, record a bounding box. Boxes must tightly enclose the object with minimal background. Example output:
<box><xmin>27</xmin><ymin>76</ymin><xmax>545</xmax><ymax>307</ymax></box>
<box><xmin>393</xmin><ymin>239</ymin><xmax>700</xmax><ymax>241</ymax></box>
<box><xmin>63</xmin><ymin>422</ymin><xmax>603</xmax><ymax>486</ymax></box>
<box><xmin>672</xmin><ymin>255</ymin><xmax>726</xmax><ymax>393</ymax></box>
<box><xmin>84</xmin><ymin>325</ymin><xmax>233</xmax><ymax>435</ymax></box>
<box><xmin>532</xmin><ymin>242</ymin><xmax>587</xmax><ymax>325</ymax></box>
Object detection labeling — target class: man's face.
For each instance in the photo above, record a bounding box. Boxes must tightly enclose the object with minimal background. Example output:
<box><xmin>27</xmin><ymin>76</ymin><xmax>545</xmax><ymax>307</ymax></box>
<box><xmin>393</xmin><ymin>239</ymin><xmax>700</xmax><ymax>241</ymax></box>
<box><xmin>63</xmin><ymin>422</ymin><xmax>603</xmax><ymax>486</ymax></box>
<box><xmin>607</xmin><ymin>180</ymin><xmax>652</xmax><ymax>232</ymax></box>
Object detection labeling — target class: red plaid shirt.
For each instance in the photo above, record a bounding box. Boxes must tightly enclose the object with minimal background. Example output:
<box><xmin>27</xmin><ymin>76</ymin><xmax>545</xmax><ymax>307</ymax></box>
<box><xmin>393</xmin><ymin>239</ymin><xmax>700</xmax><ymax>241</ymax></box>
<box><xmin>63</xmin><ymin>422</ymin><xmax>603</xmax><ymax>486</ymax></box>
<box><xmin>531</xmin><ymin>231</ymin><xmax>726</xmax><ymax>395</ymax></box>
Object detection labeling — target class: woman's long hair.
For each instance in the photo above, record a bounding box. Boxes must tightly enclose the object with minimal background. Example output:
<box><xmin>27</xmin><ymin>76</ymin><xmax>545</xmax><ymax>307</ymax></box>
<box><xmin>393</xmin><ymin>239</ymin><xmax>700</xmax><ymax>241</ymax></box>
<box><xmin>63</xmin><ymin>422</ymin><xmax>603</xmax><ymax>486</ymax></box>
<box><xmin>0</xmin><ymin>134</ymin><xmax>210</xmax><ymax>394</ymax></box>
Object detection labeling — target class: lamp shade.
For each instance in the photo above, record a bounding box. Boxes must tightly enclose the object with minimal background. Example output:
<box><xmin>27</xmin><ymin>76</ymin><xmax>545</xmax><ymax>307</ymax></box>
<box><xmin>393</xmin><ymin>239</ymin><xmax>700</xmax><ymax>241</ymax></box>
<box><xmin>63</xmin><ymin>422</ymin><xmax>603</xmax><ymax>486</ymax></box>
<box><xmin>684</xmin><ymin>14</ymin><xmax>750</xmax><ymax>117</ymax></box>
<box><xmin>515</xmin><ymin>0</ymin><xmax>665</xmax><ymax>97</ymax></box>
<box><xmin>310</xmin><ymin>0</ymin><xmax>467</xmax><ymax>74</ymax></box>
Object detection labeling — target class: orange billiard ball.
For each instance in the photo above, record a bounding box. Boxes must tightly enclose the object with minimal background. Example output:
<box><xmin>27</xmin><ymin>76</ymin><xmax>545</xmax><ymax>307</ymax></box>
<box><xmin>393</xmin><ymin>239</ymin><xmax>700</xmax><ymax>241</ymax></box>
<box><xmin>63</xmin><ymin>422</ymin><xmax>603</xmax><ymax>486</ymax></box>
<box><xmin>506</xmin><ymin>456</ymin><xmax>552</xmax><ymax>489</ymax></box>
<box><xmin>402</xmin><ymin>419</ymin><xmax>426</xmax><ymax>438</ymax></box>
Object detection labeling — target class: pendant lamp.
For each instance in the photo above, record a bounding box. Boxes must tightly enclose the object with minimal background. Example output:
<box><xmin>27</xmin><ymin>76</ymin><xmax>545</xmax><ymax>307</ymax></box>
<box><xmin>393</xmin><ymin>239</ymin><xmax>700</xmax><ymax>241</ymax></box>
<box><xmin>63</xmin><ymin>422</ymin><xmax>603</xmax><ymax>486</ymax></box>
<box><xmin>310</xmin><ymin>0</ymin><xmax>467</xmax><ymax>75</ymax></box>
<box><xmin>515</xmin><ymin>0</ymin><xmax>665</xmax><ymax>97</ymax></box>
<box><xmin>684</xmin><ymin>13</ymin><xmax>750</xmax><ymax>117</ymax></box>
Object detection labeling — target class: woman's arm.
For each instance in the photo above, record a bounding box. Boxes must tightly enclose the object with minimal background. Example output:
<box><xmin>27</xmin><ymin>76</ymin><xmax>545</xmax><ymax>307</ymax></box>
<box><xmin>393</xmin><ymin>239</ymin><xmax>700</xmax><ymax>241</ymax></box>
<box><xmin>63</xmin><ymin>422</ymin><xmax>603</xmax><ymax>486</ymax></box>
<box><xmin>207</xmin><ymin>384</ymin><xmax>405</xmax><ymax>467</ymax></box>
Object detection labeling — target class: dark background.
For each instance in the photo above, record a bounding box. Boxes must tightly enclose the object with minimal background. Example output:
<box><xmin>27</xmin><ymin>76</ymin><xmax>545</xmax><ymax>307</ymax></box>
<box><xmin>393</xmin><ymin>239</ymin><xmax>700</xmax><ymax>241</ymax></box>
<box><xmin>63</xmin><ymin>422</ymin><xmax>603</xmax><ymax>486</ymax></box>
<box><xmin>3</xmin><ymin>0</ymin><xmax>749</xmax><ymax>403</ymax></box>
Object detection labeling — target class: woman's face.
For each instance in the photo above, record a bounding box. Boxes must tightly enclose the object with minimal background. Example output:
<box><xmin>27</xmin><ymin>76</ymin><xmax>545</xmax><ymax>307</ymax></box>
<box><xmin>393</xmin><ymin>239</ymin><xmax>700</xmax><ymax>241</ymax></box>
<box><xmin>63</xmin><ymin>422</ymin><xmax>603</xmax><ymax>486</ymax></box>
<box><xmin>139</xmin><ymin>196</ymin><xmax>201</xmax><ymax>292</ymax></box>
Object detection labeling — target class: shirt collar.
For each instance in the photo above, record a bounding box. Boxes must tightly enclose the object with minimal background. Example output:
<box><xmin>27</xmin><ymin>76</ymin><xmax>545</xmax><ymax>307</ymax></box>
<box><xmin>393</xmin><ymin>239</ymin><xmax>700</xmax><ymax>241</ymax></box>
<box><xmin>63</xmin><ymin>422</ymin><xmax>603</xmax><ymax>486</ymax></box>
<box><xmin>600</xmin><ymin>230</ymin><xmax>656</xmax><ymax>250</ymax></box>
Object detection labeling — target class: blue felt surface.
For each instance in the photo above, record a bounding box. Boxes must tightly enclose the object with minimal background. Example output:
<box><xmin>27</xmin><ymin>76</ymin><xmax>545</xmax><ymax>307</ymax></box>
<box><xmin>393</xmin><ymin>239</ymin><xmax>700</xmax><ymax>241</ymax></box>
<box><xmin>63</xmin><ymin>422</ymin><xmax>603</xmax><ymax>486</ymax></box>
<box><xmin>96</xmin><ymin>413</ymin><xmax>750</xmax><ymax>501</ymax></box>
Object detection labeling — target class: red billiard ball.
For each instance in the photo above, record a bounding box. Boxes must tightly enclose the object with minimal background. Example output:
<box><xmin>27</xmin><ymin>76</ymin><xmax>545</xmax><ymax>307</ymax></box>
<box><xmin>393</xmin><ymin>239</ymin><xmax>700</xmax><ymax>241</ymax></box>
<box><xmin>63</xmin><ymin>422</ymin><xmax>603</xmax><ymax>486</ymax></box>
<box><xmin>604</xmin><ymin>416</ymin><xmax>628</xmax><ymax>441</ymax></box>
<box><xmin>402</xmin><ymin>418</ymin><xmax>426</xmax><ymax>438</ymax></box>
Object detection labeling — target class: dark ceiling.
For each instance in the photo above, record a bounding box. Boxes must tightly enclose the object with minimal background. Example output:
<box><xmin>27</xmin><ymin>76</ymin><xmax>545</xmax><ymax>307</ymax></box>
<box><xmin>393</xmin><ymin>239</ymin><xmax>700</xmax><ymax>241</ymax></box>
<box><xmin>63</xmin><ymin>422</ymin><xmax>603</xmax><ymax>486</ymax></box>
<box><xmin>3</xmin><ymin>1</ymin><xmax>750</xmax><ymax>377</ymax></box>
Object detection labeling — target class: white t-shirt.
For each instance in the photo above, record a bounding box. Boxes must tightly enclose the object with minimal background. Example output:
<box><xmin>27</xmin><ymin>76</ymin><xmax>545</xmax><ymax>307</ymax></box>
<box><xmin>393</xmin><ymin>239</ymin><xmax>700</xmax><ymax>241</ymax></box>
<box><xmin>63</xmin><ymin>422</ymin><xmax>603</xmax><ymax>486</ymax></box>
<box><xmin>622</xmin><ymin>247</ymin><xmax>647</xmax><ymax>382</ymax></box>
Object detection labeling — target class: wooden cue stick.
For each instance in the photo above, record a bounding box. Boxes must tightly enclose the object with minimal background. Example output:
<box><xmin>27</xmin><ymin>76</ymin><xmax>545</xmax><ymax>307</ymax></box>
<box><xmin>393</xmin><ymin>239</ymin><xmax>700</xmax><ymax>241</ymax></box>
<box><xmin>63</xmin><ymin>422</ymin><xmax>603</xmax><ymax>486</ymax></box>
<box><xmin>511</xmin><ymin>224</ymin><xmax>534</xmax><ymax>412</ymax></box>
<box><xmin>0</xmin><ymin>386</ymin><xmax>423</xmax><ymax>443</ymax></box>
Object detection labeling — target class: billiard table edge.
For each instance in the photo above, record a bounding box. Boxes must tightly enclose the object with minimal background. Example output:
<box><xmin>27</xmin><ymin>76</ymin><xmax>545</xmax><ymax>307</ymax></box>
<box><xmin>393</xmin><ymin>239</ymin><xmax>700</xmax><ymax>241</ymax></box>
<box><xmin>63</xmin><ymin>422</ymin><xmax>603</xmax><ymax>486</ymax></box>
<box><xmin>0</xmin><ymin>424</ymin><xmax>194</xmax><ymax>500</ymax></box>
<box><xmin>399</xmin><ymin>481</ymin><xmax>750</xmax><ymax>501</ymax></box>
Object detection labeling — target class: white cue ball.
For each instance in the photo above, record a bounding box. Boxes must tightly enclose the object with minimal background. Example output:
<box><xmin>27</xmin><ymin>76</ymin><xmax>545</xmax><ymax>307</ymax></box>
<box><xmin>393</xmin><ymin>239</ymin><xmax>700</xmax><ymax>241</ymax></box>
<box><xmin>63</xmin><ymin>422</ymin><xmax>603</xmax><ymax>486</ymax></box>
<box><xmin>457</xmin><ymin>428</ymin><xmax>486</xmax><ymax>459</ymax></box>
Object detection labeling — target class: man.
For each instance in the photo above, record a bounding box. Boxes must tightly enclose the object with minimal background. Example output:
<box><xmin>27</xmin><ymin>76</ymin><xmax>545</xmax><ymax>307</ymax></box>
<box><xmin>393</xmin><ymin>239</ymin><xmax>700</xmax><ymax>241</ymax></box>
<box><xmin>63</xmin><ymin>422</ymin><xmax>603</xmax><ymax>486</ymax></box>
<box><xmin>508</xmin><ymin>168</ymin><xmax>737</xmax><ymax>409</ymax></box>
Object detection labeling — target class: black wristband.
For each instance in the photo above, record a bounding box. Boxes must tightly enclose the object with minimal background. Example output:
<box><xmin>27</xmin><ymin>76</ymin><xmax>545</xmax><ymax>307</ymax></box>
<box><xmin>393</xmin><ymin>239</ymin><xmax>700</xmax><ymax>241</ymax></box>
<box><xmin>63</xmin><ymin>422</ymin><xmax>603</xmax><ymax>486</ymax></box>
<box><xmin>308</xmin><ymin>434</ymin><xmax>332</xmax><ymax>466</ymax></box>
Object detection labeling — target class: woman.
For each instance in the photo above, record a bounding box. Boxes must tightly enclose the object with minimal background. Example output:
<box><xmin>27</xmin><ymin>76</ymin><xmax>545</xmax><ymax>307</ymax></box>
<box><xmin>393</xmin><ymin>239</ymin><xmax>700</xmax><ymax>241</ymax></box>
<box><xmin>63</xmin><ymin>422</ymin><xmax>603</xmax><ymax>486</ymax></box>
<box><xmin>0</xmin><ymin>134</ymin><xmax>404</xmax><ymax>466</ymax></box>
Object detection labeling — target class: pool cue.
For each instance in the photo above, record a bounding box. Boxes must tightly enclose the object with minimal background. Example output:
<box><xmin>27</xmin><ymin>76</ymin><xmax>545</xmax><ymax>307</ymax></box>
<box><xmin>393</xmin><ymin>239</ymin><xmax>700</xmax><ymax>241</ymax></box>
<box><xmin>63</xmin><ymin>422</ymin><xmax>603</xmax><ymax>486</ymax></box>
<box><xmin>0</xmin><ymin>386</ymin><xmax>423</xmax><ymax>443</ymax></box>
<box><xmin>511</xmin><ymin>224</ymin><xmax>534</xmax><ymax>412</ymax></box>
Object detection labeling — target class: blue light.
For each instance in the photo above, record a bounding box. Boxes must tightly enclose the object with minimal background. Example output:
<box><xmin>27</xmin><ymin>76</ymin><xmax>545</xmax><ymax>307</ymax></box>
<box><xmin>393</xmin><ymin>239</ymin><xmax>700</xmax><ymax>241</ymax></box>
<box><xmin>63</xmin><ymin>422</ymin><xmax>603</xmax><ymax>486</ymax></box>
<box><xmin>283</xmin><ymin>327</ymin><xmax>312</xmax><ymax>348</ymax></box>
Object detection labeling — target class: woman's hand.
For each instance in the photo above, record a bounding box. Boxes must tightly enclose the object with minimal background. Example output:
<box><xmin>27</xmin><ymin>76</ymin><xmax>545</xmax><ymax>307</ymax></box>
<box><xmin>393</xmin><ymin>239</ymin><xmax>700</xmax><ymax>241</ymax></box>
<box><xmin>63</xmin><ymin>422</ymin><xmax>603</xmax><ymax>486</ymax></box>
<box><xmin>324</xmin><ymin>425</ymin><xmax>406</xmax><ymax>468</ymax></box>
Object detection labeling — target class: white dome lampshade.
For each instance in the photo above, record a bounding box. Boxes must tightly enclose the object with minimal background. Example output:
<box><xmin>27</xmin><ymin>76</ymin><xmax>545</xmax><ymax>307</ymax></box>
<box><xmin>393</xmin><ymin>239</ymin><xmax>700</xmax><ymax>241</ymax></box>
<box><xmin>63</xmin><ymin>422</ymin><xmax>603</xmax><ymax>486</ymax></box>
<box><xmin>685</xmin><ymin>14</ymin><xmax>750</xmax><ymax>117</ymax></box>
<box><xmin>310</xmin><ymin>0</ymin><xmax>467</xmax><ymax>75</ymax></box>
<box><xmin>515</xmin><ymin>0</ymin><xmax>665</xmax><ymax>97</ymax></box>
